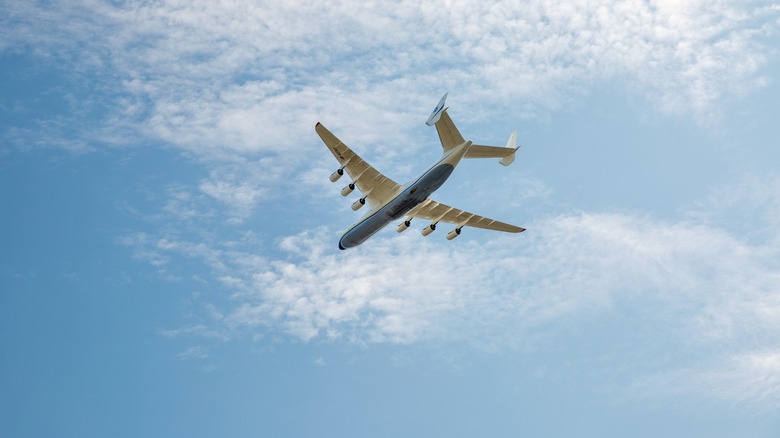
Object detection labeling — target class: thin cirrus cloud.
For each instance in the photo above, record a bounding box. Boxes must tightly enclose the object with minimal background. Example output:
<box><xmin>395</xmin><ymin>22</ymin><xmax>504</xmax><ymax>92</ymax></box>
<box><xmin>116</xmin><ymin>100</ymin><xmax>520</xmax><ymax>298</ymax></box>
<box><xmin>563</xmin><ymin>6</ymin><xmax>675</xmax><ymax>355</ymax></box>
<box><xmin>127</xmin><ymin>177</ymin><xmax>780</xmax><ymax>405</ymax></box>
<box><xmin>118</xmin><ymin>0</ymin><xmax>776</xmax><ymax>151</ymax></box>
<box><xmin>3</xmin><ymin>1</ymin><xmax>777</xmax><ymax>216</ymax></box>
<box><xmin>121</xmin><ymin>1</ymin><xmax>777</xmax><ymax>215</ymax></box>
<box><xmin>3</xmin><ymin>0</ymin><xmax>776</xmax><ymax>152</ymax></box>
<box><xmin>6</xmin><ymin>0</ymin><xmax>780</xmax><ymax>409</ymax></box>
<box><xmin>130</xmin><ymin>174</ymin><xmax>780</xmax><ymax>353</ymax></box>
<box><xmin>221</xmin><ymin>209</ymin><xmax>779</xmax><ymax>348</ymax></box>
<box><xmin>629</xmin><ymin>349</ymin><xmax>780</xmax><ymax>411</ymax></box>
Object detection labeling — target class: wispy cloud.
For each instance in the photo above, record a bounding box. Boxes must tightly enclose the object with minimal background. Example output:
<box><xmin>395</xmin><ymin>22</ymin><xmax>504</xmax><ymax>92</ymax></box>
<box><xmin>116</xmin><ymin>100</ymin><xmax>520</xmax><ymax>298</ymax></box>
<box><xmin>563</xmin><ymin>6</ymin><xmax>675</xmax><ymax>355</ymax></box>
<box><xmin>3</xmin><ymin>0</ymin><xmax>778</xmax><ymax>215</ymax></box>
<box><xmin>119</xmin><ymin>170</ymin><xmax>780</xmax><ymax>407</ymax></box>
<box><xmin>6</xmin><ymin>1</ymin><xmax>777</xmax><ymax>125</ymax></box>
<box><xmin>689</xmin><ymin>173</ymin><xmax>780</xmax><ymax>245</ymax></box>
<box><xmin>223</xmin><ymin>209</ymin><xmax>778</xmax><ymax>346</ymax></box>
<box><xmin>176</xmin><ymin>345</ymin><xmax>208</xmax><ymax>360</ymax></box>
<box><xmin>631</xmin><ymin>349</ymin><xmax>780</xmax><ymax>411</ymax></box>
<box><xmin>100</xmin><ymin>0</ymin><xmax>777</xmax><ymax>146</ymax></box>
<box><xmin>7</xmin><ymin>0</ymin><xmax>780</xmax><ymax>410</ymax></box>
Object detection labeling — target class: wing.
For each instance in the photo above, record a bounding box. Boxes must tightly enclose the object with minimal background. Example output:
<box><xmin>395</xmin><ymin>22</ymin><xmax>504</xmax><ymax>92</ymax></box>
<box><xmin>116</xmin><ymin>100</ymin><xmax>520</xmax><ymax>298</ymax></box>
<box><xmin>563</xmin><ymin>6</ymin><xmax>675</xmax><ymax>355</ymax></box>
<box><xmin>315</xmin><ymin>122</ymin><xmax>401</xmax><ymax>209</ymax></box>
<box><xmin>406</xmin><ymin>198</ymin><xmax>525</xmax><ymax>233</ymax></box>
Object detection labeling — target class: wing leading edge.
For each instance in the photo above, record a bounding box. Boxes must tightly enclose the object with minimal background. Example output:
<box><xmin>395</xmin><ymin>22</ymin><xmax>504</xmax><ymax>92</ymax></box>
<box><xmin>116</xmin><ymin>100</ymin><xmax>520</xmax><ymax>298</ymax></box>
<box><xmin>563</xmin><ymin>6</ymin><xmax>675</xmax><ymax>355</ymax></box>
<box><xmin>406</xmin><ymin>198</ymin><xmax>525</xmax><ymax>233</ymax></box>
<box><xmin>315</xmin><ymin>122</ymin><xmax>401</xmax><ymax>210</ymax></box>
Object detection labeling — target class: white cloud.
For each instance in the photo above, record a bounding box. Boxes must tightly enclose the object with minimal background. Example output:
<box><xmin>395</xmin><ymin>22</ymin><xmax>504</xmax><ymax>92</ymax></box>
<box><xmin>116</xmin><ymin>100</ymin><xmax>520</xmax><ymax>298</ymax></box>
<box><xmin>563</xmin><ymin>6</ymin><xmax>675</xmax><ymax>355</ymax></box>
<box><xmin>158</xmin><ymin>1</ymin><xmax>774</xmax><ymax>131</ymax></box>
<box><xmin>176</xmin><ymin>345</ymin><xmax>208</xmax><ymax>360</ymax></box>
<box><xmin>159</xmin><ymin>324</ymin><xmax>230</xmax><ymax>342</ymax></box>
<box><xmin>6</xmin><ymin>0</ymin><xmax>777</xmax><ymax>147</ymax></box>
<box><xmin>199</xmin><ymin>172</ymin><xmax>265</xmax><ymax>224</ymax></box>
<box><xmin>4</xmin><ymin>0</ymin><xmax>777</xmax><ymax>217</ymax></box>
<box><xmin>122</xmin><ymin>171</ymin><xmax>780</xmax><ymax>407</ymax></box>
<box><xmin>130</xmin><ymin>186</ymin><xmax>779</xmax><ymax>349</ymax></box>
<box><xmin>8</xmin><ymin>0</ymin><xmax>780</xmax><ymax>409</ymax></box>
<box><xmin>217</xmin><ymin>208</ymin><xmax>777</xmax><ymax>347</ymax></box>
<box><xmin>689</xmin><ymin>173</ymin><xmax>780</xmax><ymax>245</ymax></box>
<box><xmin>632</xmin><ymin>349</ymin><xmax>780</xmax><ymax>411</ymax></box>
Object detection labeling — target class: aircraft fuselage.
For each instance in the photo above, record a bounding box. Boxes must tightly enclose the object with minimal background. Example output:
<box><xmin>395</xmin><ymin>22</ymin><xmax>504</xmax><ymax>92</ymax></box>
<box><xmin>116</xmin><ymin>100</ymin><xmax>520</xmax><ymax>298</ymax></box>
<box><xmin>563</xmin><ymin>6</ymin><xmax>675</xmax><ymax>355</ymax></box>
<box><xmin>338</xmin><ymin>141</ymin><xmax>471</xmax><ymax>249</ymax></box>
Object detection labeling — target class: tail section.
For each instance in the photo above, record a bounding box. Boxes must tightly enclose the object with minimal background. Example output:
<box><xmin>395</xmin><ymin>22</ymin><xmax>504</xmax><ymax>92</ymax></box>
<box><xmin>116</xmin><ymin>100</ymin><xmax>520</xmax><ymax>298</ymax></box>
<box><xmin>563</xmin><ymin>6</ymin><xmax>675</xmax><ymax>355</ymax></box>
<box><xmin>499</xmin><ymin>132</ymin><xmax>519</xmax><ymax>166</ymax></box>
<box><xmin>434</xmin><ymin>110</ymin><xmax>466</xmax><ymax>153</ymax></box>
<box><xmin>426</xmin><ymin>92</ymin><xmax>466</xmax><ymax>153</ymax></box>
<box><xmin>426</xmin><ymin>93</ymin><xmax>520</xmax><ymax>164</ymax></box>
<box><xmin>465</xmin><ymin>131</ymin><xmax>520</xmax><ymax>166</ymax></box>
<box><xmin>426</xmin><ymin>93</ymin><xmax>448</xmax><ymax>126</ymax></box>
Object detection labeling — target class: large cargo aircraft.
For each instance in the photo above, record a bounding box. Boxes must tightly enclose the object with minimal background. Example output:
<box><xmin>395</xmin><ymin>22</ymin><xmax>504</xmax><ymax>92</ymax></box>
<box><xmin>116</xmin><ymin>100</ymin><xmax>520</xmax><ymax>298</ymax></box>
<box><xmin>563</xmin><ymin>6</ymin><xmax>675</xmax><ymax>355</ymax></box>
<box><xmin>316</xmin><ymin>94</ymin><xmax>525</xmax><ymax>250</ymax></box>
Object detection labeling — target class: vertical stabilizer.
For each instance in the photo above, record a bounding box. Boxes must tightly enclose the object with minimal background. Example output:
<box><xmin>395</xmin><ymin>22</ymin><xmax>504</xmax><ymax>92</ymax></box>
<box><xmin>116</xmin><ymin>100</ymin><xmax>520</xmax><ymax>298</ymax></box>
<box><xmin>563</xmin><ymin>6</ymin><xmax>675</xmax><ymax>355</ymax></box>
<box><xmin>499</xmin><ymin>132</ymin><xmax>519</xmax><ymax>166</ymax></box>
<box><xmin>426</xmin><ymin>93</ymin><xmax>448</xmax><ymax>126</ymax></box>
<box><xmin>435</xmin><ymin>110</ymin><xmax>466</xmax><ymax>153</ymax></box>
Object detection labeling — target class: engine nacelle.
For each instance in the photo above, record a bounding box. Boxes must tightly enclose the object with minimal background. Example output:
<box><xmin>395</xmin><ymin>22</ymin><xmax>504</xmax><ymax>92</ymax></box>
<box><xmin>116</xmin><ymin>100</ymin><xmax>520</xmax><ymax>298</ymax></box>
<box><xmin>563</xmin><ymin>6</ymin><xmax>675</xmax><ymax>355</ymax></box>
<box><xmin>446</xmin><ymin>227</ymin><xmax>462</xmax><ymax>240</ymax></box>
<box><xmin>421</xmin><ymin>223</ymin><xmax>436</xmax><ymax>237</ymax></box>
<box><xmin>351</xmin><ymin>197</ymin><xmax>366</xmax><ymax>211</ymax></box>
<box><xmin>396</xmin><ymin>220</ymin><xmax>411</xmax><ymax>233</ymax></box>
<box><xmin>329</xmin><ymin>168</ymin><xmax>345</xmax><ymax>182</ymax></box>
<box><xmin>341</xmin><ymin>183</ymin><xmax>355</xmax><ymax>197</ymax></box>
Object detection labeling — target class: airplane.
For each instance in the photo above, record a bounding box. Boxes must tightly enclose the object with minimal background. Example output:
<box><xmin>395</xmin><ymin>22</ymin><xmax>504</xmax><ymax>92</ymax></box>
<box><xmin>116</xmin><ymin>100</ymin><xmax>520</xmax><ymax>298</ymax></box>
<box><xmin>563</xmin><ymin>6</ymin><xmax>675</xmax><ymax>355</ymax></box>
<box><xmin>316</xmin><ymin>93</ymin><xmax>525</xmax><ymax>250</ymax></box>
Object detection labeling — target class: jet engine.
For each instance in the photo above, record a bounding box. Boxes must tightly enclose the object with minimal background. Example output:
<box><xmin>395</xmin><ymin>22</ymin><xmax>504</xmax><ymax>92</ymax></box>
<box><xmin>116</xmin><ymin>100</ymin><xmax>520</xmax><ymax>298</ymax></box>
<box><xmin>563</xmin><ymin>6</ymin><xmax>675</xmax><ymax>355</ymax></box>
<box><xmin>446</xmin><ymin>227</ymin><xmax>462</xmax><ymax>240</ymax></box>
<box><xmin>421</xmin><ymin>223</ymin><xmax>437</xmax><ymax>236</ymax></box>
<box><xmin>341</xmin><ymin>183</ymin><xmax>355</xmax><ymax>197</ymax></box>
<box><xmin>329</xmin><ymin>167</ymin><xmax>345</xmax><ymax>182</ymax></box>
<box><xmin>396</xmin><ymin>220</ymin><xmax>411</xmax><ymax>233</ymax></box>
<box><xmin>351</xmin><ymin>197</ymin><xmax>366</xmax><ymax>211</ymax></box>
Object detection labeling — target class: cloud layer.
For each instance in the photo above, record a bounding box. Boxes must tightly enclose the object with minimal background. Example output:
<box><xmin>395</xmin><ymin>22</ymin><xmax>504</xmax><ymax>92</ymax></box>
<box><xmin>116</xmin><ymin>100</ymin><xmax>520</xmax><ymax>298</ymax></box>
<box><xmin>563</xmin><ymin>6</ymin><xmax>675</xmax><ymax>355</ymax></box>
<box><xmin>218</xmin><ymin>209</ymin><xmax>779</xmax><ymax>348</ymax></box>
<box><xmin>4</xmin><ymin>1</ymin><xmax>777</xmax><ymax>149</ymax></box>
<box><xmin>123</xmin><ymin>172</ymin><xmax>780</xmax><ymax>407</ymax></box>
<box><xmin>6</xmin><ymin>0</ymin><xmax>780</xmax><ymax>411</ymax></box>
<box><xmin>4</xmin><ymin>0</ymin><xmax>778</xmax><ymax>223</ymax></box>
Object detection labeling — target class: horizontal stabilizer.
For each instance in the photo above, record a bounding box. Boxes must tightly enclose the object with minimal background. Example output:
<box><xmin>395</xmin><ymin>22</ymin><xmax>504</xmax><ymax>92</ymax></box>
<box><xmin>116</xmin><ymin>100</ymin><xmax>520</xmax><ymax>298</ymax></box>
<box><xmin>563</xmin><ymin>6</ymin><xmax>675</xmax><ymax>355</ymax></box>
<box><xmin>465</xmin><ymin>131</ymin><xmax>519</xmax><ymax>166</ymax></box>
<box><xmin>426</xmin><ymin>93</ymin><xmax>448</xmax><ymax>126</ymax></box>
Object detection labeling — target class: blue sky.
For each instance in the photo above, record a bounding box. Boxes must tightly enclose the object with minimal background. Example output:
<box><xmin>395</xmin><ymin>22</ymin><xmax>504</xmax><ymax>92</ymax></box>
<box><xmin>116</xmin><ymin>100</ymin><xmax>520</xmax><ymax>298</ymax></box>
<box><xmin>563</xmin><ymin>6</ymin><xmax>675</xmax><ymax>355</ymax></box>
<box><xmin>2</xmin><ymin>1</ymin><xmax>780</xmax><ymax>436</ymax></box>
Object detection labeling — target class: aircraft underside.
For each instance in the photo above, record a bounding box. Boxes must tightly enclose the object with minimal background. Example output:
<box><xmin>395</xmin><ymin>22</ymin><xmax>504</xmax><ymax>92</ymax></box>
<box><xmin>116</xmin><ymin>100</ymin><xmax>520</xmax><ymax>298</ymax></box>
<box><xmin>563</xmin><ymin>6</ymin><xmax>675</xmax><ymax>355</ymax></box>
<box><xmin>338</xmin><ymin>163</ymin><xmax>454</xmax><ymax>249</ymax></box>
<box><xmin>317</xmin><ymin>93</ymin><xmax>525</xmax><ymax>250</ymax></box>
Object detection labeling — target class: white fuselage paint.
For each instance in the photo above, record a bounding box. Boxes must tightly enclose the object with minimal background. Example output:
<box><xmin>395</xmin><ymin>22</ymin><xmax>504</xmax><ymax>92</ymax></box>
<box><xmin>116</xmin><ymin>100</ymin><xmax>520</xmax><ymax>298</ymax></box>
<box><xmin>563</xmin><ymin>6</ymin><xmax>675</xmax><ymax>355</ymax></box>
<box><xmin>338</xmin><ymin>141</ymin><xmax>472</xmax><ymax>250</ymax></box>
